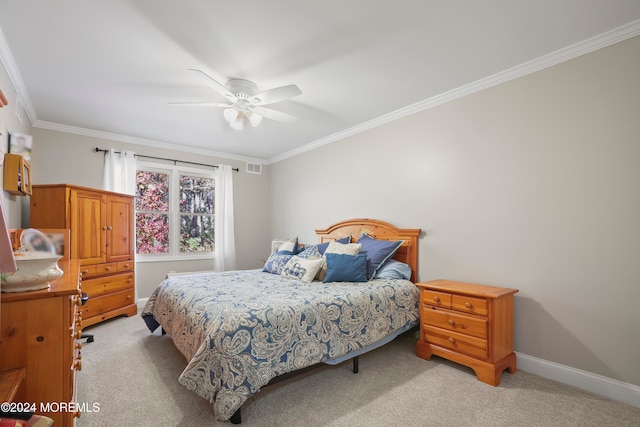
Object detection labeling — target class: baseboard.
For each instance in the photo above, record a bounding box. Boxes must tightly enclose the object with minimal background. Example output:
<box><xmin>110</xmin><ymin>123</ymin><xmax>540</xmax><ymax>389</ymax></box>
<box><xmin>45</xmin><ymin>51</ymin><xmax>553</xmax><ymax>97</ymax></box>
<box><xmin>516</xmin><ymin>352</ymin><xmax>640</xmax><ymax>408</ymax></box>
<box><xmin>137</xmin><ymin>297</ymin><xmax>149</xmax><ymax>308</ymax></box>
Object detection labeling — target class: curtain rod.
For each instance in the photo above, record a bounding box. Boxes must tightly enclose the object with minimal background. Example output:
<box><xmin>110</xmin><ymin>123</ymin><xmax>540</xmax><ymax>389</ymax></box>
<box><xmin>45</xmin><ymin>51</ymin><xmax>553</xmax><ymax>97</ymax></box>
<box><xmin>94</xmin><ymin>147</ymin><xmax>239</xmax><ymax>172</ymax></box>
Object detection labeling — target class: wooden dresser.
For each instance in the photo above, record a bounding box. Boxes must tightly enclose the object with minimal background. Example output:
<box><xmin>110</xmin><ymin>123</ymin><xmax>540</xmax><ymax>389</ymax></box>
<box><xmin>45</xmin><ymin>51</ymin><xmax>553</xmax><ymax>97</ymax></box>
<box><xmin>416</xmin><ymin>279</ymin><xmax>518</xmax><ymax>386</ymax></box>
<box><xmin>30</xmin><ymin>184</ymin><xmax>137</xmax><ymax>328</ymax></box>
<box><xmin>0</xmin><ymin>260</ymin><xmax>82</xmax><ymax>426</ymax></box>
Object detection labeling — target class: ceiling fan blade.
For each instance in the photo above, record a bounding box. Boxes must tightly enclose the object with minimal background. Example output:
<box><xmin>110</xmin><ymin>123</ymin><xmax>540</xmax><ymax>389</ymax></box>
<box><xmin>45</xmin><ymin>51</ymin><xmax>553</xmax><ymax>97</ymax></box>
<box><xmin>188</xmin><ymin>68</ymin><xmax>236</xmax><ymax>101</ymax></box>
<box><xmin>253</xmin><ymin>84</ymin><xmax>302</xmax><ymax>106</ymax></box>
<box><xmin>255</xmin><ymin>107</ymin><xmax>298</xmax><ymax>123</ymax></box>
<box><xmin>168</xmin><ymin>101</ymin><xmax>233</xmax><ymax>107</ymax></box>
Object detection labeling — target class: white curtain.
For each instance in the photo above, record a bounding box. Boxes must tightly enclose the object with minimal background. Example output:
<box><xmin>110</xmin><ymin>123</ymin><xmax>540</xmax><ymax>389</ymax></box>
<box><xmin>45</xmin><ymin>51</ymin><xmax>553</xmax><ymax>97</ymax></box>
<box><xmin>214</xmin><ymin>165</ymin><xmax>237</xmax><ymax>271</ymax></box>
<box><xmin>102</xmin><ymin>148</ymin><xmax>136</xmax><ymax>195</ymax></box>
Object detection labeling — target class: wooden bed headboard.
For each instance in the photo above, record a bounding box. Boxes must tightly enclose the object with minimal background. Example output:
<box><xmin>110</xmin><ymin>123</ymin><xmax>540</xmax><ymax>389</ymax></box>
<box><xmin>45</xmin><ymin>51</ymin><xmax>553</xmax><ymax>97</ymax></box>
<box><xmin>315</xmin><ymin>218</ymin><xmax>421</xmax><ymax>282</ymax></box>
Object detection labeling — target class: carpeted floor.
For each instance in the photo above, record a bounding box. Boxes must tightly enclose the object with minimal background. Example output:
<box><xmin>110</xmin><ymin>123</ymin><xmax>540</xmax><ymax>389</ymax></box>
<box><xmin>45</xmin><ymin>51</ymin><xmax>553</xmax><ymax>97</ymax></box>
<box><xmin>76</xmin><ymin>308</ymin><xmax>640</xmax><ymax>426</ymax></box>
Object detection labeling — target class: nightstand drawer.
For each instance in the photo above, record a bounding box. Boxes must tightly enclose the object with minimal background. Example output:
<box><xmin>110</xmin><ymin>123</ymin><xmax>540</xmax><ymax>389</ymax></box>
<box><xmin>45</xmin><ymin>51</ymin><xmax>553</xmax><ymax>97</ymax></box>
<box><xmin>422</xmin><ymin>307</ymin><xmax>487</xmax><ymax>339</ymax></box>
<box><xmin>452</xmin><ymin>294</ymin><xmax>488</xmax><ymax>316</ymax></box>
<box><xmin>423</xmin><ymin>325</ymin><xmax>488</xmax><ymax>360</ymax></box>
<box><xmin>421</xmin><ymin>289</ymin><xmax>452</xmax><ymax>308</ymax></box>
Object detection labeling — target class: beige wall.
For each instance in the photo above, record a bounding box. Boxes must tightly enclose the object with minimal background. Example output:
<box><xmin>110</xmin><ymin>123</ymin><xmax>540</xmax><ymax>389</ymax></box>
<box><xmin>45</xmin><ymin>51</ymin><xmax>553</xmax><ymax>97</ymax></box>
<box><xmin>269</xmin><ymin>36</ymin><xmax>640</xmax><ymax>386</ymax></box>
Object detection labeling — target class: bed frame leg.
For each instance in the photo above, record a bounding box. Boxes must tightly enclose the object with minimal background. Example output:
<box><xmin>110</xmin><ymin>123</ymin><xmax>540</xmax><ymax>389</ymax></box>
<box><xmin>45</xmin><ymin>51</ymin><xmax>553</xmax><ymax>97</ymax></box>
<box><xmin>230</xmin><ymin>408</ymin><xmax>241</xmax><ymax>424</ymax></box>
<box><xmin>353</xmin><ymin>356</ymin><xmax>359</xmax><ymax>373</ymax></box>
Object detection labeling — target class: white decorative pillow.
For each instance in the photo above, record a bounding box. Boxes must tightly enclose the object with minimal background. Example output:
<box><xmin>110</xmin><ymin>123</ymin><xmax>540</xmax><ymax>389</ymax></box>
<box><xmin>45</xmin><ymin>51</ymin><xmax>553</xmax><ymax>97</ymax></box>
<box><xmin>277</xmin><ymin>236</ymin><xmax>299</xmax><ymax>255</ymax></box>
<box><xmin>281</xmin><ymin>256</ymin><xmax>324</xmax><ymax>283</ymax></box>
<box><xmin>324</xmin><ymin>241</ymin><xmax>361</xmax><ymax>255</ymax></box>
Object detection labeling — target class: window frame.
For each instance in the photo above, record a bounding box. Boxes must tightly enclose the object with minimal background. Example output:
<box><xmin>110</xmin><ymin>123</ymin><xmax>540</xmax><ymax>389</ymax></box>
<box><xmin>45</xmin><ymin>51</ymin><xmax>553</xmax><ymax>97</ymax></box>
<box><xmin>135</xmin><ymin>161</ymin><xmax>216</xmax><ymax>263</ymax></box>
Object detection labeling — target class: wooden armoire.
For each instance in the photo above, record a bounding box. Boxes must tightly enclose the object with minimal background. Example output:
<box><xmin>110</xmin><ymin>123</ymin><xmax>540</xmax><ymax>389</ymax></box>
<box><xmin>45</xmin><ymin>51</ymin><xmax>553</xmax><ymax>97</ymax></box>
<box><xmin>30</xmin><ymin>184</ymin><xmax>137</xmax><ymax>328</ymax></box>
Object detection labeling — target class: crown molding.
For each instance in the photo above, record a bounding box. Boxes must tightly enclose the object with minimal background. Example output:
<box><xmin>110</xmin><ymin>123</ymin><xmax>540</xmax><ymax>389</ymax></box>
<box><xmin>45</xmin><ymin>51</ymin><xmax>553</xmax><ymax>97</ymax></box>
<box><xmin>268</xmin><ymin>19</ymin><xmax>640</xmax><ymax>164</ymax></box>
<box><xmin>34</xmin><ymin>120</ymin><xmax>266</xmax><ymax>165</ymax></box>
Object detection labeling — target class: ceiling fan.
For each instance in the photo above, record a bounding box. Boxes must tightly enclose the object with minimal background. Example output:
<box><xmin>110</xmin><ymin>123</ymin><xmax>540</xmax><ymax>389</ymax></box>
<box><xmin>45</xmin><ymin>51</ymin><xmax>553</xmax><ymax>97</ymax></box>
<box><xmin>171</xmin><ymin>68</ymin><xmax>302</xmax><ymax>130</ymax></box>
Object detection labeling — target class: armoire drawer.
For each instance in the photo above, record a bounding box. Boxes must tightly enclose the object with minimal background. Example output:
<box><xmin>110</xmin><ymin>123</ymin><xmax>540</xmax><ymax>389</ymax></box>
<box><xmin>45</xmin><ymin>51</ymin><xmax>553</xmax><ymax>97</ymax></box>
<box><xmin>95</xmin><ymin>262</ymin><xmax>118</xmax><ymax>275</ymax></box>
<box><xmin>79</xmin><ymin>265</ymin><xmax>96</xmax><ymax>278</ymax></box>
<box><xmin>82</xmin><ymin>273</ymin><xmax>134</xmax><ymax>297</ymax></box>
<box><xmin>117</xmin><ymin>260</ymin><xmax>134</xmax><ymax>272</ymax></box>
<box><xmin>81</xmin><ymin>289</ymin><xmax>135</xmax><ymax>318</ymax></box>
<box><xmin>80</xmin><ymin>261</ymin><xmax>133</xmax><ymax>278</ymax></box>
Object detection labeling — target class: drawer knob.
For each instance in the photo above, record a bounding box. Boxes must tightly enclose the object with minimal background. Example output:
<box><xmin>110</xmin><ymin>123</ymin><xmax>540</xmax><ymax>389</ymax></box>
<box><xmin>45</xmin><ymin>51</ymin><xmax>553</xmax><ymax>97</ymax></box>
<box><xmin>433</xmin><ymin>296</ymin><xmax>440</xmax><ymax>303</ymax></box>
<box><xmin>448</xmin><ymin>337</ymin><xmax>455</xmax><ymax>344</ymax></box>
<box><xmin>448</xmin><ymin>319</ymin><xmax>454</xmax><ymax>326</ymax></box>
<box><xmin>465</xmin><ymin>302</ymin><xmax>472</xmax><ymax>309</ymax></box>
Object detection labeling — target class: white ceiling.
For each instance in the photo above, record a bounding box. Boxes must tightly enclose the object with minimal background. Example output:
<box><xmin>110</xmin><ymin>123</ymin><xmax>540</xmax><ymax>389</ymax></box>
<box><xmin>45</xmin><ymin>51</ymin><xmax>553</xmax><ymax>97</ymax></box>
<box><xmin>1</xmin><ymin>1</ymin><xmax>639</xmax><ymax>163</ymax></box>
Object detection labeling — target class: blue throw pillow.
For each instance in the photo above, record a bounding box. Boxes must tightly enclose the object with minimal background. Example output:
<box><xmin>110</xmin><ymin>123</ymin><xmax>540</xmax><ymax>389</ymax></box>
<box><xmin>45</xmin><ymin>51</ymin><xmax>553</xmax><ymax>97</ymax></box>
<box><xmin>373</xmin><ymin>259</ymin><xmax>412</xmax><ymax>280</ymax></box>
<box><xmin>357</xmin><ymin>233</ymin><xmax>404</xmax><ymax>280</ymax></box>
<box><xmin>316</xmin><ymin>236</ymin><xmax>351</xmax><ymax>255</ymax></box>
<box><xmin>323</xmin><ymin>253</ymin><xmax>368</xmax><ymax>283</ymax></box>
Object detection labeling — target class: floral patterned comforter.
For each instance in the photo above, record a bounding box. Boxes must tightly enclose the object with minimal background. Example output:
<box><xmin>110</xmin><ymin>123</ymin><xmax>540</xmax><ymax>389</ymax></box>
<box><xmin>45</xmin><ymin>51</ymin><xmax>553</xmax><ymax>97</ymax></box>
<box><xmin>141</xmin><ymin>269</ymin><xmax>419</xmax><ymax>421</ymax></box>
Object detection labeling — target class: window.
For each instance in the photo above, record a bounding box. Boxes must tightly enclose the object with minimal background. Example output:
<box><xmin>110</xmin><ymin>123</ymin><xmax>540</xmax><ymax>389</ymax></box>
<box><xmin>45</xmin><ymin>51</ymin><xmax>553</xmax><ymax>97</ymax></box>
<box><xmin>135</xmin><ymin>162</ymin><xmax>215</xmax><ymax>260</ymax></box>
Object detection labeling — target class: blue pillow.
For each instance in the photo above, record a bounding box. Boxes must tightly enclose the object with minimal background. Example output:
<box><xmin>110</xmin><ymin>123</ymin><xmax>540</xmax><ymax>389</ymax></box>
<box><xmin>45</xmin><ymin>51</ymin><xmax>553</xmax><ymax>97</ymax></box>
<box><xmin>356</xmin><ymin>233</ymin><xmax>404</xmax><ymax>280</ymax></box>
<box><xmin>373</xmin><ymin>259</ymin><xmax>412</xmax><ymax>280</ymax></box>
<box><xmin>323</xmin><ymin>253</ymin><xmax>368</xmax><ymax>283</ymax></box>
<box><xmin>296</xmin><ymin>245</ymin><xmax>322</xmax><ymax>259</ymax></box>
<box><xmin>316</xmin><ymin>236</ymin><xmax>351</xmax><ymax>255</ymax></box>
<box><xmin>262</xmin><ymin>253</ymin><xmax>293</xmax><ymax>274</ymax></box>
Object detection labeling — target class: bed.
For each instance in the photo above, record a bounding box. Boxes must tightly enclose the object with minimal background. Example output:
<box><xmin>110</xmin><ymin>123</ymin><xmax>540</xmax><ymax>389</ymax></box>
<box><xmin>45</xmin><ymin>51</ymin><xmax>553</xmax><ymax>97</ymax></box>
<box><xmin>141</xmin><ymin>218</ymin><xmax>421</xmax><ymax>423</ymax></box>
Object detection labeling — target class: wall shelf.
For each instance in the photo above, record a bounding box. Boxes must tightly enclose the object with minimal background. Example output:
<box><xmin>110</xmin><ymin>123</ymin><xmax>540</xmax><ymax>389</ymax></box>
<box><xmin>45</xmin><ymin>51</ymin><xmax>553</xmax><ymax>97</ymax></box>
<box><xmin>3</xmin><ymin>153</ymin><xmax>32</xmax><ymax>196</ymax></box>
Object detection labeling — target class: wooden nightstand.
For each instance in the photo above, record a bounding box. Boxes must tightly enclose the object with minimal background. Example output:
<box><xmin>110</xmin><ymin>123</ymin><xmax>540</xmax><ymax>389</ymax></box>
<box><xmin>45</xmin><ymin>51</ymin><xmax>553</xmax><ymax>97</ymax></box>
<box><xmin>416</xmin><ymin>279</ymin><xmax>518</xmax><ymax>386</ymax></box>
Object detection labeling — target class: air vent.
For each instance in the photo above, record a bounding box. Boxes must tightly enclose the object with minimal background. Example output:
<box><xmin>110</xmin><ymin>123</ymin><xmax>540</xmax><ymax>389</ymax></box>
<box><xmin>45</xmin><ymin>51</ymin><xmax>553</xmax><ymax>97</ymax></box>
<box><xmin>246</xmin><ymin>162</ymin><xmax>262</xmax><ymax>175</ymax></box>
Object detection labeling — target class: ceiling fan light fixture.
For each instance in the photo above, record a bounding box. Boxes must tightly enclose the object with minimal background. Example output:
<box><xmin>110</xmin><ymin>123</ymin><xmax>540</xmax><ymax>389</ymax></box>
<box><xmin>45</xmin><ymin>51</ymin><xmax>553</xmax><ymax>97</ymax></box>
<box><xmin>223</xmin><ymin>108</ymin><xmax>239</xmax><ymax>122</ymax></box>
<box><xmin>229</xmin><ymin>115</ymin><xmax>244</xmax><ymax>130</ymax></box>
<box><xmin>248</xmin><ymin>112</ymin><xmax>263</xmax><ymax>127</ymax></box>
